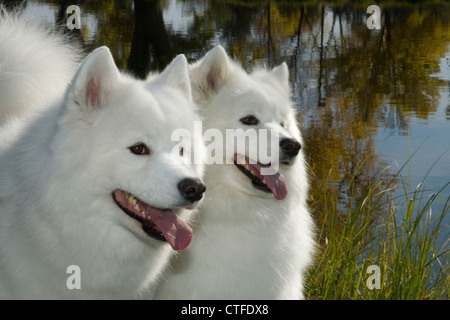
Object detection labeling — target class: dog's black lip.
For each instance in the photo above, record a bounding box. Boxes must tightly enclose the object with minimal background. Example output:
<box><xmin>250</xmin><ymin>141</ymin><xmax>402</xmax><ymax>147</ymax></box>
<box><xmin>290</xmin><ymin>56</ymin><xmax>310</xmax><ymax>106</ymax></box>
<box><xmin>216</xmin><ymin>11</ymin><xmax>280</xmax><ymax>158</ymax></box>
<box><xmin>112</xmin><ymin>192</ymin><xmax>167</xmax><ymax>242</ymax></box>
<box><xmin>233</xmin><ymin>159</ymin><xmax>272</xmax><ymax>193</ymax></box>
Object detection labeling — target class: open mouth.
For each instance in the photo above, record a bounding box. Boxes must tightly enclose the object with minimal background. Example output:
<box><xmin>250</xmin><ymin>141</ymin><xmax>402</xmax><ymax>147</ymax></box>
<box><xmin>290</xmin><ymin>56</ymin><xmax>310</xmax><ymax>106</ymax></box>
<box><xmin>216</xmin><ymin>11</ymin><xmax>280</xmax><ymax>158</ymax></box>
<box><xmin>233</xmin><ymin>154</ymin><xmax>288</xmax><ymax>200</ymax></box>
<box><xmin>112</xmin><ymin>190</ymin><xmax>192</xmax><ymax>250</ymax></box>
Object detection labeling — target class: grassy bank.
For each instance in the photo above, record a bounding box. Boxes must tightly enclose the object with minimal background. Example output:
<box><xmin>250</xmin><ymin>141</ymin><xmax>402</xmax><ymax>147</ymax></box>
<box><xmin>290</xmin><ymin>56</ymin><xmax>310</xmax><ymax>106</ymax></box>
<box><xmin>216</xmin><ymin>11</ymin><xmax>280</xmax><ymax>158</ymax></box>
<box><xmin>305</xmin><ymin>153</ymin><xmax>449</xmax><ymax>300</ymax></box>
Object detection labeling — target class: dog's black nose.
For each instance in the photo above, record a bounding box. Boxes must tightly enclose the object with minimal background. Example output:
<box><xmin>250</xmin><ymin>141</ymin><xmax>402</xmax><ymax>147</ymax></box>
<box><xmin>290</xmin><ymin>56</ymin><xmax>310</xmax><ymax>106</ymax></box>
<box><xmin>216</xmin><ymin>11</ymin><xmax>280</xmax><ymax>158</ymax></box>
<box><xmin>280</xmin><ymin>138</ymin><xmax>301</xmax><ymax>158</ymax></box>
<box><xmin>178</xmin><ymin>178</ymin><xmax>206</xmax><ymax>202</ymax></box>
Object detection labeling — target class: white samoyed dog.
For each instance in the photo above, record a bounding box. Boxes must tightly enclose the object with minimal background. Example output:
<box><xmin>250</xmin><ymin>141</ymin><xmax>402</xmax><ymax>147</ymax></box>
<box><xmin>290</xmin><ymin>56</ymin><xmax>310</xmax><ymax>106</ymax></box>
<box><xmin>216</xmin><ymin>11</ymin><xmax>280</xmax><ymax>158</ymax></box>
<box><xmin>0</xmin><ymin>15</ymin><xmax>205</xmax><ymax>299</ymax></box>
<box><xmin>155</xmin><ymin>46</ymin><xmax>315</xmax><ymax>299</ymax></box>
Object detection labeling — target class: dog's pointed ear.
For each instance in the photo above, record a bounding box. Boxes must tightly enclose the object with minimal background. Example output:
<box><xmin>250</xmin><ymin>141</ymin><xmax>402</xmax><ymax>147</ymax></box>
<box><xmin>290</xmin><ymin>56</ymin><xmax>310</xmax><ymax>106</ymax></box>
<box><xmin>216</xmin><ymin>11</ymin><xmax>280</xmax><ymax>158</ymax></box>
<box><xmin>190</xmin><ymin>45</ymin><xmax>233</xmax><ymax>102</ymax></box>
<box><xmin>66</xmin><ymin>46</ymin><xmax>120</xmax><ymax>112</ymax></box>
<box><xmin>270</xmin><ymin>62</ymin><xmax>290</xmax><ymax>93</ymax></box>
<box><xmin>157</xmin><ymin>54</ymin><xmax>192</xmax><ymax>102</ymax></box>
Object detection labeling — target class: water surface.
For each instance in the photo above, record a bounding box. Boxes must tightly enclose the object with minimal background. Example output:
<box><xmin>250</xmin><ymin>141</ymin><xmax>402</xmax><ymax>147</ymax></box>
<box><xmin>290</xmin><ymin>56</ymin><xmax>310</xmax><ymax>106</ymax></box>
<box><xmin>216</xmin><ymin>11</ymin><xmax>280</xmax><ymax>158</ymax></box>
<box><xmin>20</xmin><ymin>0</ymin><xmax>450</xmax><ymax>228</ymax></box>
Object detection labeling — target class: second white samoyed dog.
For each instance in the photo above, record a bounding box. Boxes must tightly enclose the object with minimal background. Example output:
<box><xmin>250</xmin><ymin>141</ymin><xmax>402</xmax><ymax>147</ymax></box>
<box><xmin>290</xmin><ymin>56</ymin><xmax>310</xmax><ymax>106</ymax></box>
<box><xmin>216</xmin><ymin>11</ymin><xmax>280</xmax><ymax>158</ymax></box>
<box><xmin>156</xmin><ymin>46</ymin><xmax>315</xmax><ymax>299</ymax></box>
<box><xmin>0</xmin><ymin>15</ymin><xmax>205</xmax><ymax>299</ymax></box>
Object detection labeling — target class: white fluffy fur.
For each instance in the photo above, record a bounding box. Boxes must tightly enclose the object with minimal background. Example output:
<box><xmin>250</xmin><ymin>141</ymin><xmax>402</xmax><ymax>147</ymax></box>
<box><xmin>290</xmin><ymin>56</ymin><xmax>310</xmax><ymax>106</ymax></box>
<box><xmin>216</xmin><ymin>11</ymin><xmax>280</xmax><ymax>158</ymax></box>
<box><xmin>0</xmin><ymin>12</ymin><xmax>81</xmax><ymax>123</ymax></box>
<box><xmin>155</xmin><ymin>46</ymin><xmax>315</xmax><ymax>299</ymax></box>
<box><xmin>0</xmin><ymin>16</ymin><xmax>204</xmax><ymax>299</ymax></box>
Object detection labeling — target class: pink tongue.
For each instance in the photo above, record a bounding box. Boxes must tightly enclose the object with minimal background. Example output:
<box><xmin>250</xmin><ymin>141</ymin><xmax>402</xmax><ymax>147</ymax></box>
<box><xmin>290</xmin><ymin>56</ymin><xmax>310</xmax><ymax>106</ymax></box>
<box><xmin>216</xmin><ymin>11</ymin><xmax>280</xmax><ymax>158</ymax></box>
<box><xmin>250</xmin><ymin>163</ymin><xmax>288</xmax><ymax>200</ymax></box>
<box><xmin>147</xmin><ymin>208</ymin><xmax>193</xmax><ymax>250</ymax></box>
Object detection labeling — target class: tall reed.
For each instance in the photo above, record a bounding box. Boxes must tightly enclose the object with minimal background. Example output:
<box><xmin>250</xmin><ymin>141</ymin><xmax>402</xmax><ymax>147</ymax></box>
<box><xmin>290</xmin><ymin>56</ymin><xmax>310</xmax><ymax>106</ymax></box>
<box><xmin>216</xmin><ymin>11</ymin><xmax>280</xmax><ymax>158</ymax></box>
<box><xmin>306</xmin><ymin>152</ymin><xmax>449</xmax><ymax>300</ymax></box>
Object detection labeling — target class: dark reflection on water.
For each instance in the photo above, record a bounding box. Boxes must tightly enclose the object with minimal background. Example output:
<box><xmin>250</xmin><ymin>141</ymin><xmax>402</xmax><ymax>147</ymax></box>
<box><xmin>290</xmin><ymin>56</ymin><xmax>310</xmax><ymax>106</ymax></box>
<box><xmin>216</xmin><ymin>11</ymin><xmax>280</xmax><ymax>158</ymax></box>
<box><xmin>17</xmin><ymin>0</ymin><xmax>450</xmax><ymax>226</ymax></box>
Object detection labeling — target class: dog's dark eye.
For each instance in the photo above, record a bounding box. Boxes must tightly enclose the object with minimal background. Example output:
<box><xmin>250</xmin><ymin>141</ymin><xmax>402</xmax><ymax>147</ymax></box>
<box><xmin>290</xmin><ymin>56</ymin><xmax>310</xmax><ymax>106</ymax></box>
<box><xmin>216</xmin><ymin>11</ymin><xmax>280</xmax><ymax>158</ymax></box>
<box><xmin>128</xmin><ymin>143</ymin><xmax>150</xmax><ymax>156</ymax></box>
<box><xmin>240</xmin><ymin>115</ymin><xmax>259</xmax><ymax>126</ymax></box>
<box><xmin>179</xmin><ymin>147</ymin><xmax>184</xmax><ymax>157</ymax></box>
<box><xmin>280</xmin><ymin>122</ymin><xmax>286</xmax><ymax>128</ymax></box>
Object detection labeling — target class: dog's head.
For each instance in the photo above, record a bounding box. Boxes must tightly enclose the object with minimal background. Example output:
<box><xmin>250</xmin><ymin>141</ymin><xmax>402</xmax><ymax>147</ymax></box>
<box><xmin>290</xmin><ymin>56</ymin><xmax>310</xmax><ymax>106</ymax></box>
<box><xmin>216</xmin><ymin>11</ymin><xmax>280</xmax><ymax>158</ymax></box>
<box><xmin>190</xmin><ymin>46</ymin><xmax>303</xmax><ymax>200</ymax></box>
<box><xmin>53</xmin><ymin>47</ymin><xmax>205</xmax><ymax>250</ymax></box>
